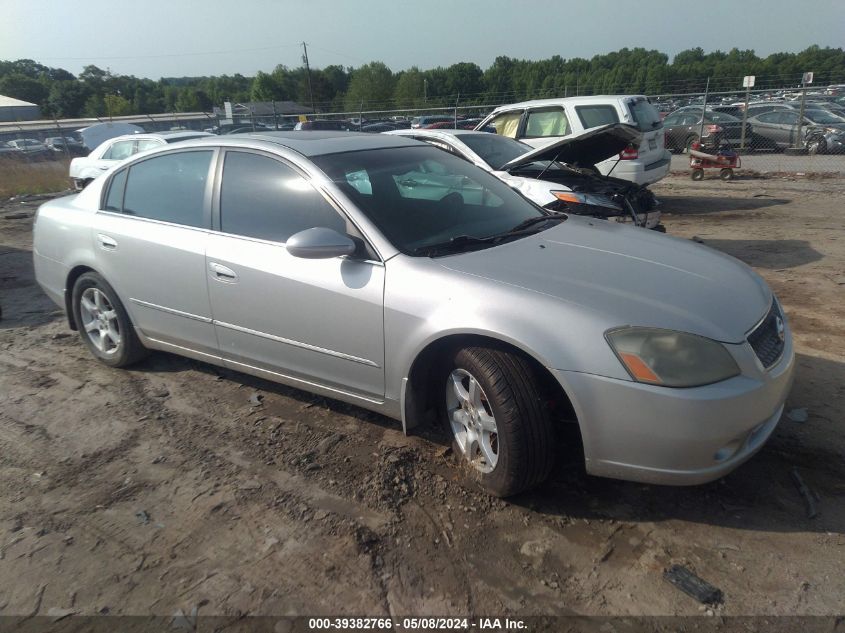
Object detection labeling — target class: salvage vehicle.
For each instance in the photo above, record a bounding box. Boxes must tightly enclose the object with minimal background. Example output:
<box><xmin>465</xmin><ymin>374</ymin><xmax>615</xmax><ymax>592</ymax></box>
<box><xmin>747</xmin><ymin>109</ymin><xmax>845</xmax><ymax>154</ymax></box>
<box><xmin>474</xmin><ymin>96</ymin><xmax>671</xmax><ymax>186</ymax></box>
<box><xmin>661</xmin><ymin>108</ymin><xmax>752</xmax><ymax>153</ymax></box>
<box><xmin>386</xmin><ymin>125</ymin><xmax>662</xmax><ymax>230</ymax></box>
<box><xmin>34</xmin><ymin>132</ymin><xmax>794</xmax><ymax>496</ymax></box>
<box><xmin>68</xmin><ymin>130</ymin><xmax>212</xmax><ymax>190</ymax></box>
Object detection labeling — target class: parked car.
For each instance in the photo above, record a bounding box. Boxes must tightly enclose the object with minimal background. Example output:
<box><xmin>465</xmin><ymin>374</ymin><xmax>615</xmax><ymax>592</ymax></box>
<box><xmin>68</xmin><ymin>131</ymin><xmax>213</xmax><ymax>190</ymax></box>
<box><xmin>45</xmin><ymin>136</ymin><xmax>86</xmax><ymax>156</ymax></box>
<box><xmin>410</xmin><ymin>115</ymin><xmax>457</xmax><ymax>129</ymax></box>
<box><xmin>34</xmin><ymin>131</ymin><xmax>794</xmax><ymax>496</ymax></box>
<box><xmin>475</xmin><ymin>96</ymin><xmax>671</xmax><ymax>186</ymax></box>
<box><xmin>661</xmin><ymin>108</ymin><xmax>752</xmax><ymax>153</ymax></box>
<box><xmin>386</xmin><ymin>125</ymin><xmax>661</xmax><ymax>229</ymax></box>
<box><xmin>747</xmin><ymin>109</ymin><xmax>845</xmax><ymax>154</ymax></box>
<box><xmin>294</xmin><ymin>119</ymin><xmax>350</xmax><ymax>131</ymax></box>
<box><xmin>1</xmin><ymin>138</ymin><xmax>52</xmax><ymax>161</ymax></box>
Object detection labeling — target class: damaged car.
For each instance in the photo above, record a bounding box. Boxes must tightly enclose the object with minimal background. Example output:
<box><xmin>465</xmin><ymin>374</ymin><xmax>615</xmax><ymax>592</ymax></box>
<box><xmin>34</xmin><ymin>131</ymin><xmax>794</xmax><ymax>497</ymax></box>
<box><xmin>387</xmin><ymin>124</ymin><xmax>662</xmax><ymax>230</ymax></box>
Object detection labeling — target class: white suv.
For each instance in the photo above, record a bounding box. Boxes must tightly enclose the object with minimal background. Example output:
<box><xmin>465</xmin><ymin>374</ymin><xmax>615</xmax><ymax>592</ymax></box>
<box><xmin>476</xmin><ymin>96</ymin><xmax>671</xmax><ymax>185</ymax></box>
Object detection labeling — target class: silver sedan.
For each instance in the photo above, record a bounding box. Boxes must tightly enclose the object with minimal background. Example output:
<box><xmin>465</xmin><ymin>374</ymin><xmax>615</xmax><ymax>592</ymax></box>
<box><xmin>33</xmin><ymin>132</ymin><xmax>794</xmax><ymax>496</ymax></box>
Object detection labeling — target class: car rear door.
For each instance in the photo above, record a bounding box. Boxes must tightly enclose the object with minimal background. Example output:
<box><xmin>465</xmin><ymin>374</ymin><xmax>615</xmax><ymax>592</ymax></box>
<box><xmin>205</xmin><ymin>149</ymin><xmax>385</xmax><ymax>400</ymax></box>
<box><xmin>93</xmin><ymin>148</ymin><xmax>219</xmax><ymax>357</ymax></box>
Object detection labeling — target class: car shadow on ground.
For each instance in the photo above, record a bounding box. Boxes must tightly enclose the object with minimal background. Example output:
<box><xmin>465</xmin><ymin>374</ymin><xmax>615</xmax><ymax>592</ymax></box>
<box><xmin>0</xmin><ymin>245</ymin><xmax>63</xmax><ymax>330</ymax></box>
<box><xmin>659</xmin><ymin>195</ymin><xmax>790</xmax><ymax>215</ymax></box>
<box><xmin>133</xmin><ymin>346</ymin><xmax>843</xmax><ymax>536</ymax></box>
<box><xmin>695</xmin><ymin>238</ymin><xmax>823</xmax><ymax>269</ymax></box>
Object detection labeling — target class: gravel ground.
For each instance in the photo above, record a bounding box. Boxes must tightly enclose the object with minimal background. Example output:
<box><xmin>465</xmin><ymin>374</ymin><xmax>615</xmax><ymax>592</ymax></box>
<box><xmin>0</xmin><ymin>175</ymin><xmax>844</xmax><ymax>620</ymax></box>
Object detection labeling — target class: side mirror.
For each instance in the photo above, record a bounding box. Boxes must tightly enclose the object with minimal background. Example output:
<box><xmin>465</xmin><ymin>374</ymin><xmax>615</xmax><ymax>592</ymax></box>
<box><xmin>286</xmin><ymin>227</ymin><xmax>356</xmax><ymax>260</ymax></box>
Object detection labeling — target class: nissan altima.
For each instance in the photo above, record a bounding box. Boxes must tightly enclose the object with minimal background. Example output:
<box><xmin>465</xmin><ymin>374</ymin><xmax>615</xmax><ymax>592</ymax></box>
<box><xmin>33</xmin><ymin>132</ymin><xmax>794</xmax><ymax>496</ymax></box>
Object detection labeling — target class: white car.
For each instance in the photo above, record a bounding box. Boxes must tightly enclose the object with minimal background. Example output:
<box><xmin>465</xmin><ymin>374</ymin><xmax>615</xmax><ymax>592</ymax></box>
<box><xmin>386</xmin><ymin>125</ymin><xmax>662</xmax><ymax>230</ymax></box>
<box><xmin>69</xmin><ymin>131</ymin><xmax>212</xmax><ymax>190</ymax></box>
<box><xmin>475</xmin><ymin>96</ymin><xmax>671</xmax><ymax>186</ymax></box>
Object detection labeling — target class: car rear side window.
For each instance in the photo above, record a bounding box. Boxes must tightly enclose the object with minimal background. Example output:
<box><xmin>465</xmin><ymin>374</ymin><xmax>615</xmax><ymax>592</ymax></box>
<box><xmin>575</xmin><ymin>105</ymin><xmax>619</xmax><ymax>129</ymax></box>
<box><xmin>102</xmin><ymin>140</ymin><xmax>135</xmax><ymax>160</ymax></box>
<box><xmin>219</xmin><ymin>151</ymin><xmax>346</xmax><ymax>243</ymax></box>
<box><xmin>104</xmin><ymin>169</ymin><xmax>127</xmax><ymax>212</ymax></box>
<box><xmin>122</xmin><ymin>150</ymin><xmax>212</xmax><ymax>227</ymax></box>
<box><xmin>524</xmin><ymin>108</ymin><xmax>570</xmax><ymax>138</ymax></box>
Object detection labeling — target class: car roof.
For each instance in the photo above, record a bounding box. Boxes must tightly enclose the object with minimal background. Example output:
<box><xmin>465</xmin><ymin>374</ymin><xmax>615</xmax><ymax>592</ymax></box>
<box><xmin>489</xmin><ymin>95</ymin><xmax>644</xmax><ymax>112</ymax></box>
<box><xmin>185</xmin><ymin>130</ymin><xmax>421</xmax><ymax>157</ymax></box>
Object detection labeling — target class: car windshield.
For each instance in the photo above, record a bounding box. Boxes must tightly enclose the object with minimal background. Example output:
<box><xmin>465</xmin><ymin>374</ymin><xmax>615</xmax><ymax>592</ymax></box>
<box><xmin>804</xmin><ymin>110</ymin><xmax>843</xmax><ymax>124</ymax></box>
<box><xmin>457</xmin><ymin>134</ymin><xmax>533</xmax><ymax>170</ymax></box>
<box><xmin>313</xmin><ymin>145</ymin><xmax>547</xmax><ymax>256</ymax></box>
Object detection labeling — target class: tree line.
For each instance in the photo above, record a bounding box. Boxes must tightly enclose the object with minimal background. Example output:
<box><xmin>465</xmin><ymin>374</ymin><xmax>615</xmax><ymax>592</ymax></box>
<box><xmin>1</xmin><ymin>46</ymin><xmax>843</xmax><ymax>120</ymax></box>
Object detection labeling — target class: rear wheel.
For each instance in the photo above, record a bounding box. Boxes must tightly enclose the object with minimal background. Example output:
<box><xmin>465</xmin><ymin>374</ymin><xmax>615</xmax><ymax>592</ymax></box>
<box><xmin>72</xmin><ymin>272</ymin><xmax>148</xmax><ymax>367</ymax></box>
<box><xmin>684</xmin><ymin>135</ymin><xmax>699</xmax><ymax>154</ymax></box>
<box><xmin>691</xmin><ymin>168</ymin><xmax>705</xmax><ymax>181</ymax></box>
<box><xmin>719</xmin><ymin>168</ymin><xmax>734</xmax><ymax>181</ymax></box>
<box><xmin>444</xmin><ymin>346</ymin><xmax>554</xmax><ymax>496</ymax></box>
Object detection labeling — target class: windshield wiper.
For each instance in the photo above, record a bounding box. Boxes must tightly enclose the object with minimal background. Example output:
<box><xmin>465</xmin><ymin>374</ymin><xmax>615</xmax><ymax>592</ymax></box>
<box><xmin>412</xmin><ymin>234</ymin><xmax>497</xmax><ymax>256</ymax></box>
<box><xmin>413</xmin><ymin>215</ymin><xmax>567</xmax><ymax>257</ymax></box>
<box><xmin>498</xmin><ymin>213</ymin><xmax>567</xmax><ymax>235</ymax></box>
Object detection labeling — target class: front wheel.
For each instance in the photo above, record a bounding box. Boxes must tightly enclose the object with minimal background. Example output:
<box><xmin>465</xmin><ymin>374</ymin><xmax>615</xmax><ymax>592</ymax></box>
<box><xmin>72</xmin><ymin>272</ymin><xmax>148</xmax><ymax>367</ymax></box>
<box><xmin>807</xmin><ymin>137</ymin><xmax>827</xmax><ymax>156</ymax></box>
<box><xmin>444</xmin><ymin>346</ymin><xmax>554</xmax><ymax>496</ymax></box>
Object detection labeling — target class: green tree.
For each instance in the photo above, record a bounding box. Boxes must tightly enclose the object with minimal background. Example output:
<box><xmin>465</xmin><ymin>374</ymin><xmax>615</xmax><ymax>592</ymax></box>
<box><xmin>46</xmin><ymin>81</ymin><xmax>89</xmax><ymax>117</ymax></box>
<box><xmin>344</xmin><ymin>62</ymin><xmax>395</xmax><ymax>110</ymax></box>
<box><xmin>0</xmin><ymin>73</ymin><xmax>48</xmax><ymax>105</ymax></box>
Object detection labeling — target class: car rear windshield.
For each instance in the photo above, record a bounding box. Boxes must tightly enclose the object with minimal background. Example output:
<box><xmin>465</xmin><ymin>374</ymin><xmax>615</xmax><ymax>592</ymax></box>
<box><xmin>312</xmin><ymin>145</ymin><xmax>545</xmax><ymax>255</ymax></box>
<box><xmin>628</xmin><ymin>98</ymin><xmax>663</xmax><ymax>131</ymax></box>
<box><xmin>458</xmin><ymin>134</ymin><xmax>532</xmax><ymax>170</ymax></box>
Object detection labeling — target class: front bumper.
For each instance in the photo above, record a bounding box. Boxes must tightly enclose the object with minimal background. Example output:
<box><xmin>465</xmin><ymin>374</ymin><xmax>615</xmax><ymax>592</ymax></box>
<box><xmin>552</xmin><ymin>334</ymin><xmax>795</xmax><ymax>485</ymax></box>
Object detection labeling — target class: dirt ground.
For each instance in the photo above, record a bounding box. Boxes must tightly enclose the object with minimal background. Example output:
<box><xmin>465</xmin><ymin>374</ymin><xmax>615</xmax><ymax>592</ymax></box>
<box><xmin>1</xmin><ymin>175</ymin><xmax>844</xmax><ymax>620</ymax></box>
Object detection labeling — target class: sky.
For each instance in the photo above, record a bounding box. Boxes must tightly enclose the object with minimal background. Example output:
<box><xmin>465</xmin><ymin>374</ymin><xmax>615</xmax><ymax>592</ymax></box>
<box><xmin>2</xmin><ymin>0</ymin><xmax>843</xmax><ymax>78</ymax></box>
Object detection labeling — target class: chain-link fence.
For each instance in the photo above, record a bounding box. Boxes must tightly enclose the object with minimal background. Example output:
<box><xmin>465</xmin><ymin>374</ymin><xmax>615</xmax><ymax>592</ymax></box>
<box><xmin>3</xmin><ymin>84</ymin><xmax>844</xmax><ymax>176</ymax></box>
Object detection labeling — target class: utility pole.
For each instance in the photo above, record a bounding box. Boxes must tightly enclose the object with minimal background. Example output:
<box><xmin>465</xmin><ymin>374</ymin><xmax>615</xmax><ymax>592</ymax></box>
<box><xmin>302</xmin><ymin>42</ymin><xmax>315</xmax><ymax>112</ymax></box>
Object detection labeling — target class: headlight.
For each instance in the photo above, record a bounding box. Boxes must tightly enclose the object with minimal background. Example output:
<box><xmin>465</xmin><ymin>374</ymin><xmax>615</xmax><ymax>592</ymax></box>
<box><xmin>551</xmin><ymin>190</ymin><xmax>622</xmax><ymax>211</ymax></box>
<box><xmin>606</xmin><ymin>327</ymin><xmax>740</xmax><ymax>388</ymax></box>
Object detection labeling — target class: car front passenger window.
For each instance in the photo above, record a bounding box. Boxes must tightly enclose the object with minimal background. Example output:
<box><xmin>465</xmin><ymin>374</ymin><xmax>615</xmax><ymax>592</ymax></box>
<box><xmin>219</xmin><ymin>151</ymin><xmax>347</xmax><ymax>243</ymax></box>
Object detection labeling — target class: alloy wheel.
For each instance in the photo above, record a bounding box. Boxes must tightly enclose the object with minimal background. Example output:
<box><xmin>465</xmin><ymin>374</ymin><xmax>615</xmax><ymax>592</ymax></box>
<box><xmin>446</xmin><ymin>369</ymin><xmax>499</xmax><ymax>473</ymax></box>
<box><xmin>79</xmin><ymin>287</ymin><xmax>121</xmax><ymax>355</ymax></box>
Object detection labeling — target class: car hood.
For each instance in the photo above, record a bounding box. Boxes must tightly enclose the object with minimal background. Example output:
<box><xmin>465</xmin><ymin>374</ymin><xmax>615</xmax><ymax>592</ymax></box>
<box><xmin>500</xmin><ymin>123</ymin><xmax>641</xmax><ymax>171</ymax></box>
<box><xmin>438</xmin><ymin>216</ymin><xmax>771</xmax><ymax>343</ymax></box>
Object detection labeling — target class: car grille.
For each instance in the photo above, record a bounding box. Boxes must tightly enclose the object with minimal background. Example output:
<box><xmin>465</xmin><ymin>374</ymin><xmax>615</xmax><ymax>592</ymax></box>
<box><xmin>747</xmin><ymin>300</ymin><xmax>786</xmax><ymax>368</ymax></box>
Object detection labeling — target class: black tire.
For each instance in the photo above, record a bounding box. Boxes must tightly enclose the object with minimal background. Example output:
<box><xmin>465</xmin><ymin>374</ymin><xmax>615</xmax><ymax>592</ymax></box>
<box><xmin>719</xmin><ymin>168</ymin><xmax>734</xmax><ymax>181</ymax></box>
<box><xmin>71</xmin><ymin>272</ymin><xmax>148</xmax><ymax>367</ymax></box>
<box><xmin>444</xmin><ymin>346</ymin><xmax>554</xmax><ymax>497</ymax></box>
<box><xmin>807</xmin><ymin>136</ymin><xmax>826</xmax><ymax>156</ymax></box>
<box><xmin>691</xmin><ymin>168</ymin><xmax>704</xmax><ymax>181</ymax></box>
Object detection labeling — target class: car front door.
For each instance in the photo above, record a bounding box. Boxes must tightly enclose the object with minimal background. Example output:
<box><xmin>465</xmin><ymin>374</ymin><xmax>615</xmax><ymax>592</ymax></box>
<box><xmin>93</xmin><ymin>148</ymin><xmax>219</xmax><ymax>357</ymax></box>
<box><xmin>205</xmin><ymin>149</ymin><xmax>385</xmax><ymax>400</ymax></box>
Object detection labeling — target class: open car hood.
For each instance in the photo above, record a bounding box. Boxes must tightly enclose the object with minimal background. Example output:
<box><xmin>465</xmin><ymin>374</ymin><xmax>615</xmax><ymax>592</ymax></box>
<box><xmin>79</xmin><ymin>122</ymin><xmax>144</xmax><ymax>150</ymax></box>
<box><xmin>501</xmin><ymin>123</ymin><xmax>642</xmax><ymax>171</ymax></box>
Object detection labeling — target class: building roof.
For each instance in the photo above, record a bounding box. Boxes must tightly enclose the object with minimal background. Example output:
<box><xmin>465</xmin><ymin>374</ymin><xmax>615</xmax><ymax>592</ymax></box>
<box><xmin>0</xmin><ymin>94</ymin><xmax>38</xmax><ymax>108</ymax></box>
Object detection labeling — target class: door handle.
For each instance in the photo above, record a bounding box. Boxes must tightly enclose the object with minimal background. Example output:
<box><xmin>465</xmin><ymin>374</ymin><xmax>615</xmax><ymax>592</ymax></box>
<box><xmin>209</xmin><ymin>262</ymin><xmax>238</xmax><ymax>282</ymax></box>
<box><xmin>97</xmin><ymin>233</ymin><xmax>117</xmax><ymax>250</ymax></box>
